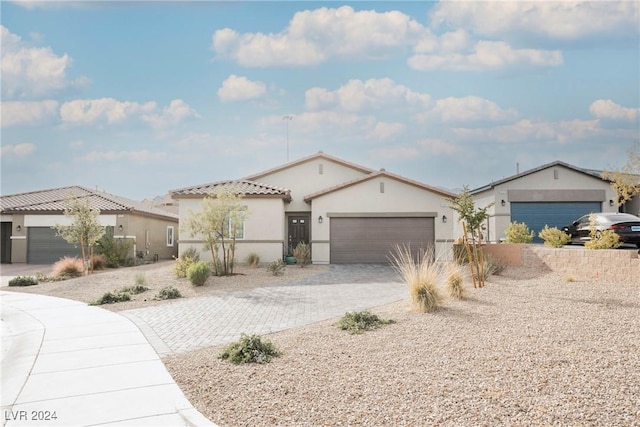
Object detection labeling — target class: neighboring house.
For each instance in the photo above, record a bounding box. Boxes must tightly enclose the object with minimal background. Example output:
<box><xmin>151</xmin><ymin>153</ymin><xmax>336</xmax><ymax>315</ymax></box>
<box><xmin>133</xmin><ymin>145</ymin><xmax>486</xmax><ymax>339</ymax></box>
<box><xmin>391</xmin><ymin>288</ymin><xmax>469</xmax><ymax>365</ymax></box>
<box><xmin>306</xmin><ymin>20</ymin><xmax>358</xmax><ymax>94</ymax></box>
<box><xmin>171</xmin><ymin>151</ymin><xmax>456</xmax><ymax>264</ymax></box>
<box><xmin>470</xmin><ymin>161</ymin><xmax>624</xmax><ymax>243</ymax></box>
<box><xmin>0</xmin><ymin>186</ymin><xmax>179</xmax><ymax>264</ymax></box>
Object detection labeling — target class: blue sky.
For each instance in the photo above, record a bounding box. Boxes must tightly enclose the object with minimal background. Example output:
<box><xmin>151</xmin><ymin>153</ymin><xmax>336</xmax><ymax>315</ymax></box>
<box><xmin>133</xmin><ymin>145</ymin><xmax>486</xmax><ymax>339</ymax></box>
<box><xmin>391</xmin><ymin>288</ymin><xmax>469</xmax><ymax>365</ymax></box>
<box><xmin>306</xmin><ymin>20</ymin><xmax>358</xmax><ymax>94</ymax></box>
<box><xmin>1</xmin><ymin>0</ymin><xmax>639</xmax><ymax>200</ymax></box>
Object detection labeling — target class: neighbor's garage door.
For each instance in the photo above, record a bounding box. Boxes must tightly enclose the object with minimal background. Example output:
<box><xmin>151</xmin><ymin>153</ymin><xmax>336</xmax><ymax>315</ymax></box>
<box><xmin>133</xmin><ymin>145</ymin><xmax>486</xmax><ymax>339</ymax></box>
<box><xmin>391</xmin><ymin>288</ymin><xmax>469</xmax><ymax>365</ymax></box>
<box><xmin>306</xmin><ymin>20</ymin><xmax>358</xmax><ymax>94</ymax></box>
<box><xmin>330</xmin><ymin>217</ymin><xmax>434</xmax><ymax>264</ymax></box>
<box><xmin>511</xmin><ymin>202</ymin><xmax>601</xmax><ymax>243</ymax></box>
<box><xmin>27</xmin><ymin>227</ymin><xmax>78</xmax><ymax>264</ymax></box>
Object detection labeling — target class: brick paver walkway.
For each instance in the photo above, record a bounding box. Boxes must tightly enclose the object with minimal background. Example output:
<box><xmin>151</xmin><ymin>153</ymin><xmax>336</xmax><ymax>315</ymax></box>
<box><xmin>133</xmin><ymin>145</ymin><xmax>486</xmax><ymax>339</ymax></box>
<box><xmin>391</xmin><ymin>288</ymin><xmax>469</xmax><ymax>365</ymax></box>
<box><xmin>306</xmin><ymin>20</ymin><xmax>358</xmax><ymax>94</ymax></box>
<box><xmin>121</xmin><ymin>265</ymin><xmax>405</xmax><ymax>355</ymax></box>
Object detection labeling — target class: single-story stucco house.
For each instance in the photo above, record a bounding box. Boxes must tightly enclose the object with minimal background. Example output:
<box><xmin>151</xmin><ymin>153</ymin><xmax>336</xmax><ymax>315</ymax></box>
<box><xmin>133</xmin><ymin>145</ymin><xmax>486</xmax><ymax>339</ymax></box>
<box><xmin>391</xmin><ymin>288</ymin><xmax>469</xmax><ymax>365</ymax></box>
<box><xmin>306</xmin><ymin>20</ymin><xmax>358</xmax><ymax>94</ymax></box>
<box><xmin>470</xmin><ymin>160</ymin><xmax>638</xmax><ymax>243</ymax></box>
<box><xmin>0</xmin><ymin>186</ymin><xmax>179</xmax><ymax>264</ymax></box>
<box><xmin>171</xmin><ymin>151</ymin><xmax>457</xmax><ymax>264</ymax></box>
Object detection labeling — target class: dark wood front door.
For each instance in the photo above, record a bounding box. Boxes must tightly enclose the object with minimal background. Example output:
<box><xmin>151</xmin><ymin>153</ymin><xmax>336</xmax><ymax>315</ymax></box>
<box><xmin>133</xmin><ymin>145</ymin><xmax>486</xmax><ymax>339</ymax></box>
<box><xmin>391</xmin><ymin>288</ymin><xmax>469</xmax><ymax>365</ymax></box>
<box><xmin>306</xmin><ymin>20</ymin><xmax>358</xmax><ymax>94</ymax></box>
<box><xmin>288</xmin><ymin>215</ymin><xmax>309</xmax><ymax>254</ymax></box>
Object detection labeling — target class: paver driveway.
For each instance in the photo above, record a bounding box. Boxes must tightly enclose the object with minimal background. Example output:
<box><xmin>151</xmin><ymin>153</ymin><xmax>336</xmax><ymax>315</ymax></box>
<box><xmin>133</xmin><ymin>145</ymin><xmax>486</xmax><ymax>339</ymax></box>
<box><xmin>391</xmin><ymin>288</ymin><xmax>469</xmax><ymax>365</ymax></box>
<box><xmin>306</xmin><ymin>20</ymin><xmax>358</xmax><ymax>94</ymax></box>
<box><xmin>121</xmin><ymin>265</ymin><xmax>405</xmax><ymax>355</ymax></box>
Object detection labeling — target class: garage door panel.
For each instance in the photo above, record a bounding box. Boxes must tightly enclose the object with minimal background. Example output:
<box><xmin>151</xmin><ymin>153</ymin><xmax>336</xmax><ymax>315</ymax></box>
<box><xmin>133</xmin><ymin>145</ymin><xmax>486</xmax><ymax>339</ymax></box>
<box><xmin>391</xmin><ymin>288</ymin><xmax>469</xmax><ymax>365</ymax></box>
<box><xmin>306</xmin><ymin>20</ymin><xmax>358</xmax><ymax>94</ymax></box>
<box><xmin>28</xmin><ymin>227</ymin><xmax>79</xmax><ymax>264</ymax></box>
<box><xmin>511</xmin><ymin>202</ymin><xmax>601</xmax><ymax>243</ymax></box>
<box><xmin>330</xmin><ymin>217</ymin><xmax>434</xmax><ymax>264</ymax></box>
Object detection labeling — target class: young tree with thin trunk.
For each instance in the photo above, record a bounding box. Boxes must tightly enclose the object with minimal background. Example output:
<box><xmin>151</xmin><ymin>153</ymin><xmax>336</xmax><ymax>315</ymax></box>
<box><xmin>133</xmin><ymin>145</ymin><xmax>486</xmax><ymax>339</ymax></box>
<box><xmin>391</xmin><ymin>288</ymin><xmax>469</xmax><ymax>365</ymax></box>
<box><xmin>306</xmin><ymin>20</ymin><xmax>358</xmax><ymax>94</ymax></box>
<box><xmin>182</xmin><ymin>190</ymin><xmax>248</xmax><ymax>276</ymax></box>
<box><xmin>53</xmin><ymin>197</ymin><xmax>105</xmax><ymax>275</ymax></box>
<box><xmin>602</xmin><ymin>141</ymin><xmax>640</xmax><ymax>207</ymax></box>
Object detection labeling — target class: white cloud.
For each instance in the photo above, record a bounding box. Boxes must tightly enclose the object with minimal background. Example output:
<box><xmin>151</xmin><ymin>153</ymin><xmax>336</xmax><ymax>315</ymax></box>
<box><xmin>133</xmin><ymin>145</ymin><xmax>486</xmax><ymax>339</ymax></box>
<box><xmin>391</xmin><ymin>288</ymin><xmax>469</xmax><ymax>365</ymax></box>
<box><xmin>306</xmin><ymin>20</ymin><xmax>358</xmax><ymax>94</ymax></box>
<box><xmin>1</xmin><ymin>100</ymin><xmax>58</xmax><ymax>128</ymax></box>
<box><xmin>367</xmin><ymin>122</ymin><xmax>405</xmax><ymax>141</ymax></box>
<box><xmin>59</xmin><ymin>98</ymin><xmax>197</xmax><ymax>129</ymax></box>
<box><xmin>142</xmin><ymin>99</ymin><xmax>200</xmax><ymax>129</ymax></box>
<box><xmin>212</xmin><ymin>6</ymin><xmax>425</xmax><ymax>67</ymax></box>
<box><xmin>409</xmin><ymin>40</ymin><xmax>562</xmax><ymax>72</ymax></box>
<box><xmin>429</xmin><ymin>1</ymin><xmax>640</xmax><ymax>41</ymax></box>
<box><xmin>1</xmin><ymin>143</ymin><xmax>36</xmax><ymax>156</ymax></box>
<box><xmin>1</xmin><ymin>25</ymin><xmax>88</xmax><ymax>99</ymax></box>
<box><xmin>218</xmin><ymin>75</ymin><xmax>267</xmax><ymax>102</ymax></box>
<box><xmin>305</xmin><ymin>78</ymin><xmax>431</xmax><ymax>112</ymax></box>
<box><xmin>417</xmin><ymin>96</ymin><xmax>518</xmax><ymax>124</ymax></box>
<box><xmin>452</xmin><ymin>119</ymin><xmax>601</xmax><ymax>144</ymax></box>
<box><xmin>76</xmin><ymin>150</ymin><xmax>167</xmax><ymax>163</ymax></box>
<box><xmin>589</xmin><ymin>99</ymin><xmax>639</xmax><ymax>121</ymax></box>
<box><xmin>417</xmin><ymin>138</ymin><xmax>461</xmax><ymax>156</ymax></box>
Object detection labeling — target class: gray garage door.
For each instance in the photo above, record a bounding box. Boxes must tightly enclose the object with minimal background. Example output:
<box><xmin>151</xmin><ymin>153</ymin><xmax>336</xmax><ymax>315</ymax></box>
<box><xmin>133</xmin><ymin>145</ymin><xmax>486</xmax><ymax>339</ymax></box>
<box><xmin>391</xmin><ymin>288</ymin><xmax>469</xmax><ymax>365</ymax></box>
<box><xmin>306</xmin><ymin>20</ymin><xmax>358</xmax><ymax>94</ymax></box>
<box><xmin>511</xmin><ymin>202</ymin><xmax>602</xmax><ymax>243</ymax></box>
<box><xmin>28</xmin><ymin>227</ymin><xmax>79</xmax><ymax>264</ymax></box>
<box><xmin>330</xmin><ymin>217</ymin><xmax>434</xmax><ymax>264</ymax></box>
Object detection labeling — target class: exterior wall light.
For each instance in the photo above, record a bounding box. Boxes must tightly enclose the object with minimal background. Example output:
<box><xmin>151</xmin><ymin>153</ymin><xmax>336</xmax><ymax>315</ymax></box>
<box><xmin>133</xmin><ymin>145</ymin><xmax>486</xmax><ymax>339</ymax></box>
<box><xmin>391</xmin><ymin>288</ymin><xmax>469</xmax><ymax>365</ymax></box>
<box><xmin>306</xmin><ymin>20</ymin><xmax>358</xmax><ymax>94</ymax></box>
<box><xmin>118</xmin><ymin>224</ymin><xmax>124</xmax><ymax>231</ymax></box>
<box><xmin>501</xmin><ymin>199</ymin><xmax>506</xmax><ymax>207</ymax></box>
<box><xmin>442</xmin><ymin>215</ymin><xmax>447</xmax><ymax>223</ymax></box>
<box><xmin>609</xmin><ymin>199</ymin><xmax>614</xmax><ymax>207</ymax></box>
<box><xmin>16</xmin><ymin>225</ymin><xmax>22</xmax><ymax>232</ymax></box>
<box><xmin>318</xmin><ymin>216</ymin><xmax>323</xmax><ymax>224</ymax></box>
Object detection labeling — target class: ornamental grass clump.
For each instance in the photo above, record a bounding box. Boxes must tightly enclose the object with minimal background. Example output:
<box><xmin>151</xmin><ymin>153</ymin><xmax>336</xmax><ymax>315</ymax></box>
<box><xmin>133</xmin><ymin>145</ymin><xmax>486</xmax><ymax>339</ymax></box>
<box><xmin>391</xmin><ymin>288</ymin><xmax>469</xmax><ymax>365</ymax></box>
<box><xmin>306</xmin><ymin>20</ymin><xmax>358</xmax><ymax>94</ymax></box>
<box><xmin>52</xmin><ymin>256</ymin><xmax>85</xmax><ymax>279</ymax></box>
<box><xmin>445</xmin><ymin>262</ymin><xmax>465</xmax><ymax>300</ymax></box>
<box><xmin>219</xmin><ymin>333</ymin><xmax>281</xmax><ymax>365</ymax></box>
<box><xmin>337</xmin><ymin>310</ymin><xmax>395</xmax><ymax>334</ymax></box>
<box><xmin>389</xmin><ymin>245</ymin><xmax>443</xmax><ymax>313</ymax></box>
<box><xmin>268</xmin><ymin>259</ymin><xmax>286</xmax><ymax>276</ymax></box>
<box><xmin>539</xmin><ymin>225</ymin><xmax>571</xmax><ymax>247</ymax></box>
<box><xmin>293</xmin><ymin>242</ymin><xmax>311</xmax><ymax>268</ymax></box>
<box><xmin>246</xmin><ymin>253</ymin><xmax>260</xmax><ymax>268</ymax></box>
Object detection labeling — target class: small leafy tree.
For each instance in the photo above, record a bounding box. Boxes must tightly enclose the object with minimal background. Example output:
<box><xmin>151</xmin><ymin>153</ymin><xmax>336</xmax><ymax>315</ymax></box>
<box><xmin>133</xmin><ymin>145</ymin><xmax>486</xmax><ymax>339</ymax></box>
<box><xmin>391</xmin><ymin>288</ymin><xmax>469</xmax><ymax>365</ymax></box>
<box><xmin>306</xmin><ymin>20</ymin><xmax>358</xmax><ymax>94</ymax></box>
<box><xmin>602</xmin><ymin>141</ymin><xmax>640</xmax><ymax>207</ymax></box>
<box><xmin>53</xmin><ymin>196</ymin><xmax>105</xmax><ymax>275</ymax></box>
<box><xmin>182</xmin><ymin>189</ymin><xmax>248</xmax><ymax>276</ymax></box>
<box><xmin>445</xmin><ymin>186</ymin><xmax>494</xmax><ymax>288</ymax></box>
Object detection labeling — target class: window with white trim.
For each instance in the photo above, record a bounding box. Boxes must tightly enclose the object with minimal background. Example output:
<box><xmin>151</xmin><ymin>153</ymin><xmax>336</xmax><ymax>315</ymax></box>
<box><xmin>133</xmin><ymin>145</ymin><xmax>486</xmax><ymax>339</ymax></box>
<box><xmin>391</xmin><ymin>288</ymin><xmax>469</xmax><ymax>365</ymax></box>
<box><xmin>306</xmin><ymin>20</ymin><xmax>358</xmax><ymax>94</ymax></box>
<box><xmin>167</xmin><ymin>226</ymin><xmax>174</xmax><ymax>246</ymax></box>
<box><xmin>227</xmin><ymin>219</ymin><xmax>244</xmax><ymax>239</ymax></box>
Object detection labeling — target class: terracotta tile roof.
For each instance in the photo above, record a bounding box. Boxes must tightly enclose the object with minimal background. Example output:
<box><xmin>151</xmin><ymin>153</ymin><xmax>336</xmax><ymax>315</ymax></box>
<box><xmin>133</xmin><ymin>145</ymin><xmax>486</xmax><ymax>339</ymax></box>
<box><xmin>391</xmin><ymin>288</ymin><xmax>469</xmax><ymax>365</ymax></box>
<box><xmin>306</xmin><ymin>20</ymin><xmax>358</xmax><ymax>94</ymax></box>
<box><xmin>304</xmin><ymin>169</ymin><xmax>457</xmax><ymax>201</ymax></box>
<box><xmin>244</xmin><ymin>151</ymin><xmax>375</xmax><ymax>181</ymax></box>
<box><xmin>0</xmin><ymin>185</ymin><xmax>178</xmax><ymax>219</ymax></box>
<box><xmin>170</xmin><ymin>180</ymin><xmax>291</xmax><ymax>201</ymax></box>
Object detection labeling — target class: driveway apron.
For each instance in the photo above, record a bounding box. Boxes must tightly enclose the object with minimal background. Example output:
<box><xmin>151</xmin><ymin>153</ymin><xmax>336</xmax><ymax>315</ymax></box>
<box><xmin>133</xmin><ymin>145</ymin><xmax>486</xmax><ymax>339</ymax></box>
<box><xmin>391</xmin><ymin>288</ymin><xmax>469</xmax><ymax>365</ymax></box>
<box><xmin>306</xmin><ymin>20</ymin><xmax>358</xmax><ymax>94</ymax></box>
<box><xmin>121</xmin><ymin>265</ymin><xmax>405</xmax><ymax>355</ymax></box>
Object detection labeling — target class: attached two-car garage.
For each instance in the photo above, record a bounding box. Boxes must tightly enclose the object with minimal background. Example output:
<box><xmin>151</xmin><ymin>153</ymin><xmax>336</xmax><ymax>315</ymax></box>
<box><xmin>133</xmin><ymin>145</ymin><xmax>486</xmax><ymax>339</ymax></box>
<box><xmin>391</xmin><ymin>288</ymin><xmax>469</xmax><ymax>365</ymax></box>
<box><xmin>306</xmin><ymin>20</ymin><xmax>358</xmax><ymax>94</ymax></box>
<box><xmin>330</xmin><ymin>217</ymin><xmax>435</xmax><ymax>264</ymax></box>
<box><xmin>511</xmin><ymin>202</ymin><xmax>602</xmax><ymax>243</ymax></box>
<box><xmin>27</xmin><ymin>227</ymin><xmax>78</xmax><ymax>264</ymax></box>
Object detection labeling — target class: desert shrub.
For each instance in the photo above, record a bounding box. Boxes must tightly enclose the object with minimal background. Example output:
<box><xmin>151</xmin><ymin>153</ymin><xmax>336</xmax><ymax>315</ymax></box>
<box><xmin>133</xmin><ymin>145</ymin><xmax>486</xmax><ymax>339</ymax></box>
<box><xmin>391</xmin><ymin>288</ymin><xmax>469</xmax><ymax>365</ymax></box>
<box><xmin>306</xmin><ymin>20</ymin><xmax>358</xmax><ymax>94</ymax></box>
<box><xmin>268</xmin><ymin>259</ymin><xmax>286</xmax><ymax>276</ymax></box>
<box><xmin>120</xmin><ymin>284</ymin><xmax>149</xmax><ymax>295</ymax></box>
<box><xmin>96</xmin><ymin>229</ymin><xmax>133</xmax><ymax>268</ymax></box>
<box><xmin>219</xmin><ymin>333</ymin><xmax>281</xmax><ymax>365</ymax></box>
<box><xmin>389</xmin><ymin>245</ymin><xmax>442</xmax><ymax>313</ymax></box>
<box><xmin>174</xmin><ymin>249</ymin><xmax>200</xmax><ymax>278</ymax></box>
<box><xmin>585</xmin><ymin>230</ymin><xmax>621</xmax><ymax>249</ymax></box>
<box><xmin>155</xmin><ymin>286</ymin><xmax>182</xmax><ymax>300</ymax></box>
<box><xmin>337</xmin><ymin>310</ymin><xmax>395</xmax><ymax>334</ymax></box>
<box><xmin>90</xmin><ymin>254</ymin><xmax>107</xmax><ymax>271</ymax></box>
<box><xmin>134</xmin><ymin>273</ymin><xmax>146</xmax><ymax>286</ymax></box>
<box><xmin>480</xmin><ymin>254</ymin><xmax>505</xmax><ymax>280</ymax></box>
<box><xmin>293</xmin><ymin>242</ymin><xmax>311</xmax><ymax>268</ymax></box>
<box><xmin>34</xmin><ymin>272</ymin><xmax>63</xmax><ymax>283</ymax></box>
<box><xmin>8</xmin><ymin>276</ymin><xmax>38</xmax><ymax>287</ymax></box>
<box><xmin>445</xmin><ymin>262</ymin><xmax>465</xmax><ymax>299</ymax></box>
<box><xmin>539</xmin><ymin>225</ymin><xmax>571</xmax><ymax>247</ymax></box>
<box><xmin>187</xmin><ymin>261</ymin><xmax>210</xmax><ymax>286</ymax></box>
<box><xmin>91</xmin><ymin>291</ymin><xmax>131</xmax><ymax>305</ymax></box>
<box><xmin>246</xmin><ymin>253</ymin><xmax>260</xmax><ymax>268</ymax></box>
<box><xmin>504</xmin><ymin>221</ymin><xmax>535</xmax><ymax>243</ymax></box>
<box><xmin>52</xmin><ymin>256</ymin><xmax>84</xmax><ymax>279</ymax></box>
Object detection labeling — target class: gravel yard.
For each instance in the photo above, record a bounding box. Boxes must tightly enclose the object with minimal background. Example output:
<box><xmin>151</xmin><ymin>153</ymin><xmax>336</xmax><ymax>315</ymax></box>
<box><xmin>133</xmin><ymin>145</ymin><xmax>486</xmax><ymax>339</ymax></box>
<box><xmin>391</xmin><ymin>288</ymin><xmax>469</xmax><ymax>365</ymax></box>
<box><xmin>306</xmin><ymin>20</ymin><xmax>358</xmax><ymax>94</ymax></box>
<box><xmin>163</xmin><ymin>270</ymin><xmax>640</xmax><ymax>427</ymax></box>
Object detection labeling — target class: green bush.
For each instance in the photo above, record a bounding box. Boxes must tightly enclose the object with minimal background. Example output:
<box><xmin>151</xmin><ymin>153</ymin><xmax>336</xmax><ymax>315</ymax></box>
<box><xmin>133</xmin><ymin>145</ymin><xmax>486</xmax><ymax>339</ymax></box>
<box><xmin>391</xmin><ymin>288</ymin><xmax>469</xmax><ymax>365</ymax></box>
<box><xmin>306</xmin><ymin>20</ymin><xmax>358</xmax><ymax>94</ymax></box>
<box><xmin>585</xmin><ymin>230</ymin><xmax>622</xmax><ymax>249</ymax></box>
<box><xmin>246</xmin><ymin>253</ymin><xmax>260</xmax><ymax>268</ymax></box>
<box><xmin>219</xmin><ymin>334</ymin><xmax>281</xmax><ymax>364</ymax></box>
<box><xmin>539</xmin><ymin>225</ymin><xmax>571</xmax><ymax>247</ymax></box>
<box><xmin>268</xmin><ymin>259</ymin><xmax>286</xmax><ymax>276</ymax></box>
<box><xmin>120</xmin><ymin>284</ymin><xmax>149</xmax><ymax>295</ymax></box>
<box><xmin>293</xmin><ymin>242</ymin><xmax>311</xmax><ymax>268</ymax></box>
<box><xmin>8</xmin><ymin>276</ymin><xmax>38</xmax><ymax>287</ymax></box>
<box><xmin>155</xmin><ymin>286</ymin><xmax>182</xmax><ymax>300</ymax></box>
<box><xmin>134</xmin><ymin>273</ymin><xmax>146</xmax><ymax>286</ymax></box>
<box><xmin>91</xmin><ymin>291</ymin><xmax>131</xmax><ymax>305</ymax></box>
<box><xmin>96</xmin><ymin>228</ymin><xmax>133</xmax><ymax>268</ymax></box>
<box><xmin>504</xmin><ymin>221</ymin><xmax>534</xmax><ymax>243</ymax></box>
<box><xmin>174</xmin><ymin>248</ymin><xmax>200</xmax><ymax>278</ymax></box>
<box><xmin>337</xmin><ymin>310</ymin><xmax>395</xmax><ymax>334</ymax></box>
<box><xmin>187</xmin><ymin>261</ymin><xmax>210</xmax><ymax>286</ymax></box>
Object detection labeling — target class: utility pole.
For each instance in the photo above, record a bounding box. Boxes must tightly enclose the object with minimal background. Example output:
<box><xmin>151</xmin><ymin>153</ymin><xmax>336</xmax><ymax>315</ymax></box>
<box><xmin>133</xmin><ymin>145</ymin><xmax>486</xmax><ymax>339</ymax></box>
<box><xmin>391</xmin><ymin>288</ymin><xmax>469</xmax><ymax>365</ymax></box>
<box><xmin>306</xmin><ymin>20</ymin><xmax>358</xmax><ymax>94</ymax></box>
<box><xmin>283</xmin><ymin>115</ymin><xmax>293</xmax><ymax>162</ymax></box>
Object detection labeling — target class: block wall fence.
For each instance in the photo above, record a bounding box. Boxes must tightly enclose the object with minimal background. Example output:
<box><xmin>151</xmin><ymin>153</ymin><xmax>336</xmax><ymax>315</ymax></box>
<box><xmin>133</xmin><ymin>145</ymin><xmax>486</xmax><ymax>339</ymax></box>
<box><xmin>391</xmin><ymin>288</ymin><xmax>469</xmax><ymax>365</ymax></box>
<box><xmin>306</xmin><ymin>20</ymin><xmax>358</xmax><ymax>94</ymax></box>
<box><xmin>483</xmin><ymin>244</ymin><xmax>640</xmax><ymax>285</ymax></box>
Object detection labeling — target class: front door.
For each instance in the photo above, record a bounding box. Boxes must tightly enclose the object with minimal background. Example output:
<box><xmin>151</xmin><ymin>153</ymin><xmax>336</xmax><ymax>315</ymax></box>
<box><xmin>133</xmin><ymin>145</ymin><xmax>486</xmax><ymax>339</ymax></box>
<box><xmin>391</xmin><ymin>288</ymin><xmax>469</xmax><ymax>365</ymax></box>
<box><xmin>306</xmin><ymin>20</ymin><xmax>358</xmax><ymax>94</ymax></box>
<box><xmin>288</xmin><ymin>215</ymin><xmax>309</xmax><ymax>254</ymax></box>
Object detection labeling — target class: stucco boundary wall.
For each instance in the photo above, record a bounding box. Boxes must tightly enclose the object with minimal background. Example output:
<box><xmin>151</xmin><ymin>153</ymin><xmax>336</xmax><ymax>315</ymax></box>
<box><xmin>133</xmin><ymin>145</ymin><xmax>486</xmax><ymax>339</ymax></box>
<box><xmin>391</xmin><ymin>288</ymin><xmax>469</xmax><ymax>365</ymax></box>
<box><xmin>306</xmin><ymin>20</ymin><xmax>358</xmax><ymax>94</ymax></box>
<box><xmin>483</xmin><ymin>244</ymin><xmax>640</xmax><ymax>285</ymax></box>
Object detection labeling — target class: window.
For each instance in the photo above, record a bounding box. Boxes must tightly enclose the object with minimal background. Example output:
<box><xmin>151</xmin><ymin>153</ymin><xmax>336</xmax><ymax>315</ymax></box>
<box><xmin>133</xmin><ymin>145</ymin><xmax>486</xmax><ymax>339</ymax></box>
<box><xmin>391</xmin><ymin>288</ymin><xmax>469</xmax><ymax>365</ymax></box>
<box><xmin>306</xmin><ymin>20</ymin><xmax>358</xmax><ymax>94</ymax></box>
<box><xmin>167</xmin><ymin>226</ymin><xmax>174</xmax><ymax>246</ymax></box>
<box><xmin>227</xmin><ymin>219</ymin><xmax>244</xmax><ymax>239</ymax></box>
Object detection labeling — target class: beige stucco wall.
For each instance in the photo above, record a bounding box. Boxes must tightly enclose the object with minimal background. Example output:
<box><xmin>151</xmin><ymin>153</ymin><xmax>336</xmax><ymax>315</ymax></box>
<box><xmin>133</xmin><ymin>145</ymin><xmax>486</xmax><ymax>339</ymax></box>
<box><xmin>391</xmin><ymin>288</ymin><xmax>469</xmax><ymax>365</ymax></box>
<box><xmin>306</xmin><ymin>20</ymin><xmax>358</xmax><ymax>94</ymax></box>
<box><xmin>177</xmin><ymin>197</ymin><xmax>285</xmax><ymax>264</ymax></box>
<box><xmin>474</xmin><ymin>166</ymin><xmax>618</xmax><ymax>242</ymax></box>
<box><xmin>123</xmin><ymin>214</ymin><xmax>179</xmax><ymax>260</ymax></box>
<box><xmin>309</xmin><ymin>176</ymin><xmax>454</xmax><ymax>263</ymax></box>
<box><xmin>252</xmin><ymin>158</ymin><xmax>370</xmax><ymax>212</ymax></box>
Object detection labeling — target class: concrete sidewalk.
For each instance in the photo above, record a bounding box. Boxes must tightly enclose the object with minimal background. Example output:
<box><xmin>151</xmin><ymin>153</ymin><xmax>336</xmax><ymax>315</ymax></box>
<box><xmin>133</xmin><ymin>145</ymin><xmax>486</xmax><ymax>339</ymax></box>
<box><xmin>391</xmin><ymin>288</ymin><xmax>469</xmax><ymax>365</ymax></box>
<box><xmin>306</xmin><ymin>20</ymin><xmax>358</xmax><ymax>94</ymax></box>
<box><xmin>1</xmin><ymin>291</ymin><xmax>215</xmax><ymax>427</ymax></box>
